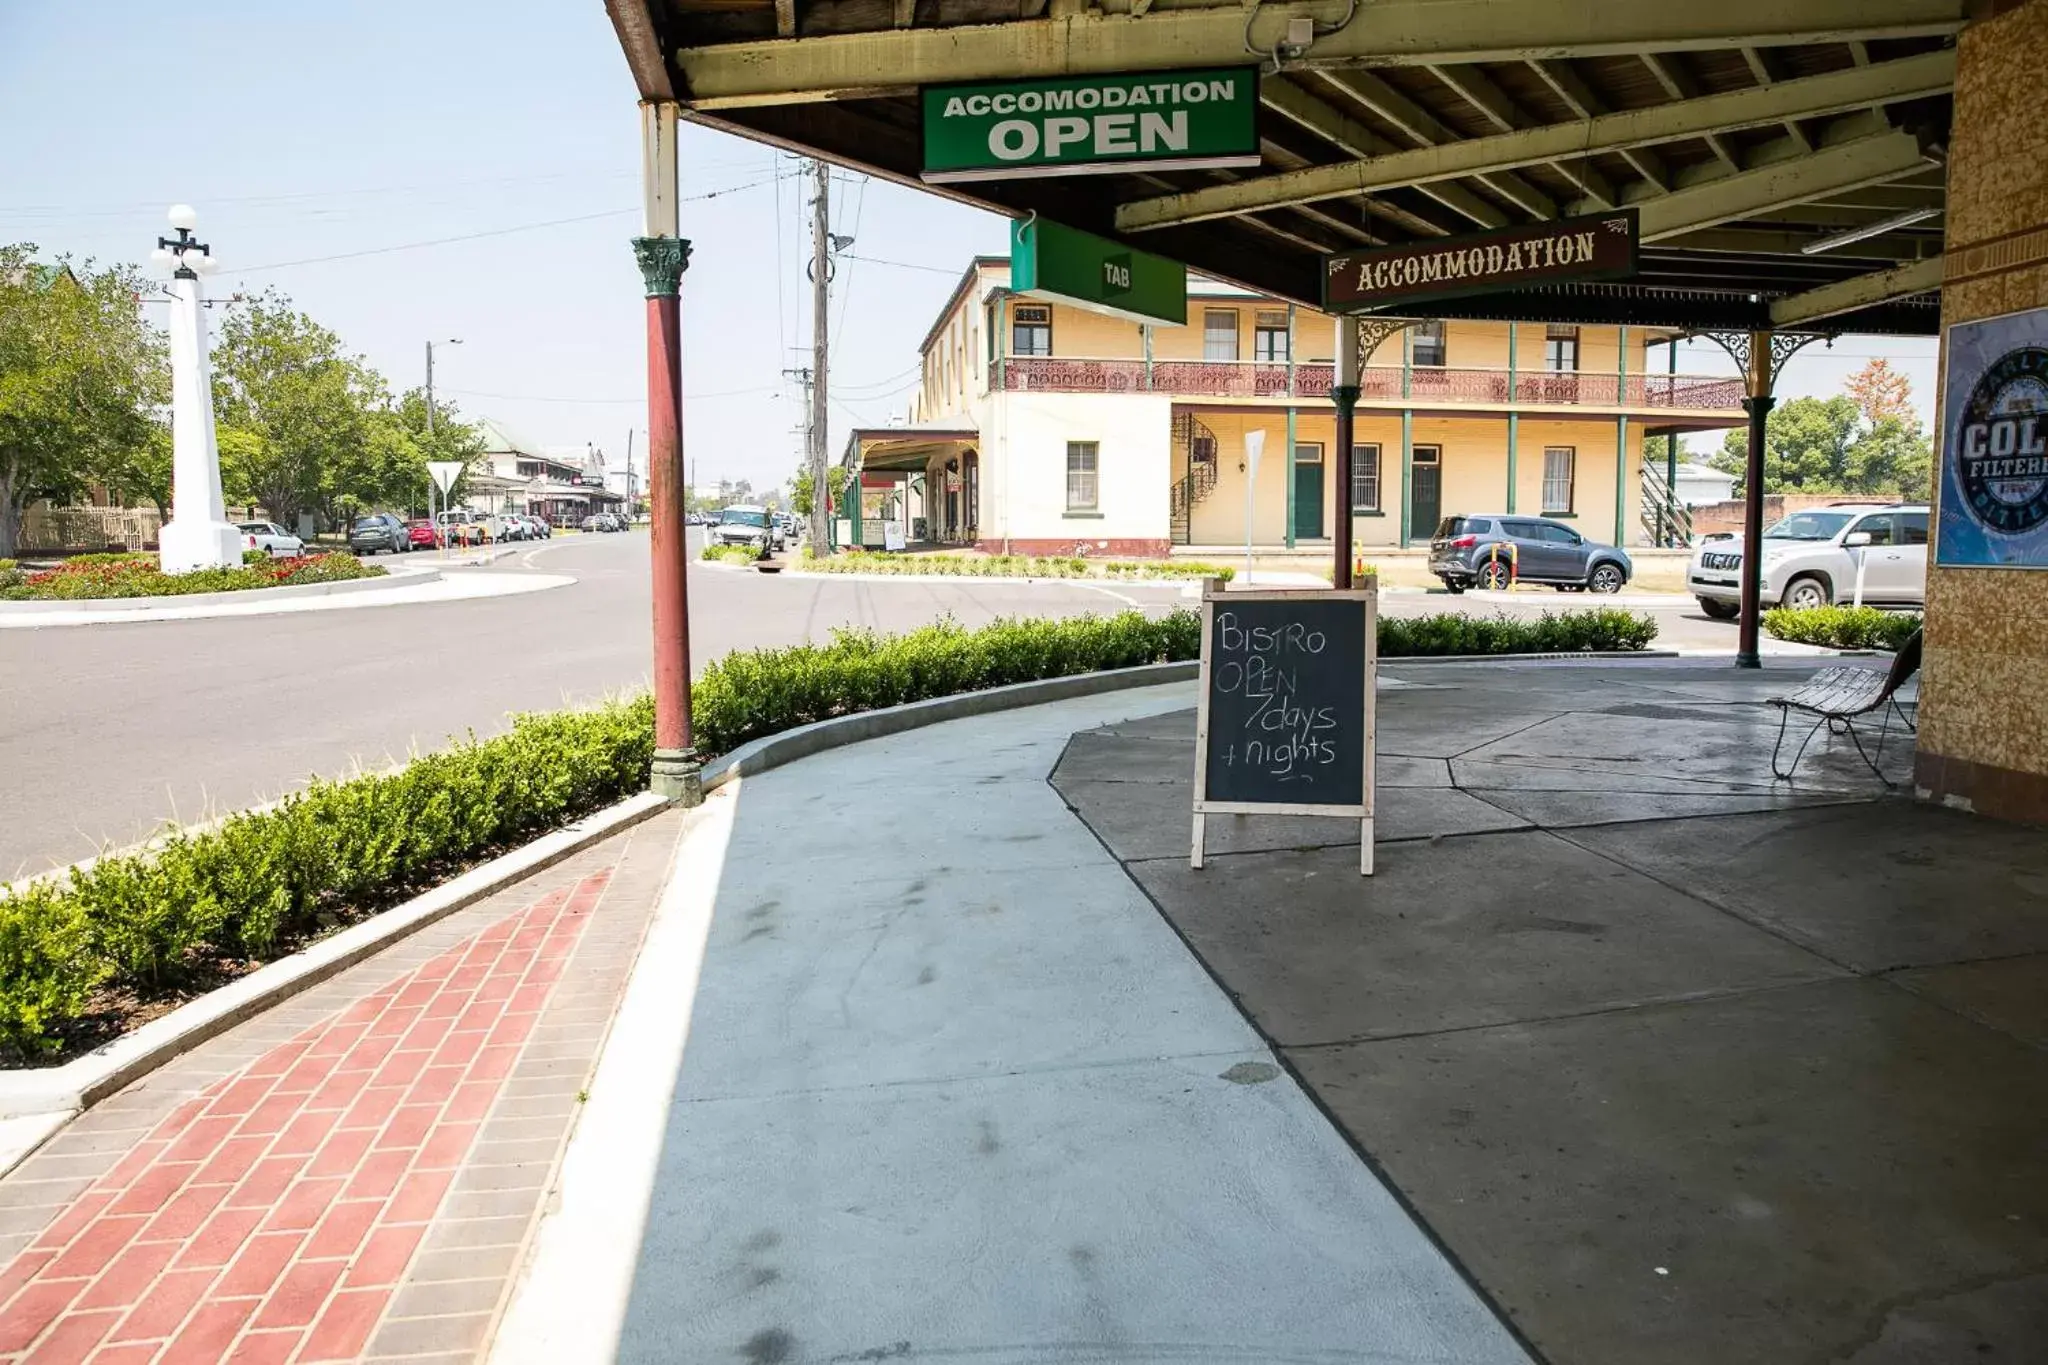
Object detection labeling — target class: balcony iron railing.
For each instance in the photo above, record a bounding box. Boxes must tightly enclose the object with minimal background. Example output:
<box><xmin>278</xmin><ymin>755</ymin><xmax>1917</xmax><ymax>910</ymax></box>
<box><xmin>991</xmin><ymin>358</ymin><xmax>1745</xmax><ymax>411</ymax></box>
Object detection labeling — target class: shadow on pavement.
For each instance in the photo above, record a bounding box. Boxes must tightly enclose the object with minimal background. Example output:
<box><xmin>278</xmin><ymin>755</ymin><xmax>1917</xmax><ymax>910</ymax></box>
<box><xmin>1054</xmin><ymin>658</ymin><xmax>2048</xmax><ymax>1365</ymax></box>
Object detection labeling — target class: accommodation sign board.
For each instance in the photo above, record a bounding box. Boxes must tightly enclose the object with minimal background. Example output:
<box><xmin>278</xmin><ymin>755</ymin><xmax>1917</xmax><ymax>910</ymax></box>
<box><xmin>1935</xmin><ymin>305</ymin><xmax>2048</xmax><ymax>568</ymax></box>
<box><xmin>922</xmin><ymin>68</ymin><xmax>1260</xmax><ymax>183</ymax></box>
<box><xmin>1192</xmin><ymin>583</ymin><xmax>1379</xmax><ymax>874</ymax></box>
<box><xmin>1011</xmin><ymin>217</ymin><xmax>1187</xmax><ymax>326</ymax></box>
<box><xmin>1322</xmin><ymin>209</ymin><xmax>1640</xmax><ymax>313</ymax></box>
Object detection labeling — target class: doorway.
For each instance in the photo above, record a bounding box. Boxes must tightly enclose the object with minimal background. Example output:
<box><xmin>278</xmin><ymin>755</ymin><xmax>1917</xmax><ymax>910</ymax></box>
<box><xmin>1409</xmin><ymin>445</ymin><xmax>1442</xmax><ymax>544</ymax></box>
<box><xmin>1293</xmin><ymin>442</ymin><xmax>1324</xmax><ymax>540</ymax></box>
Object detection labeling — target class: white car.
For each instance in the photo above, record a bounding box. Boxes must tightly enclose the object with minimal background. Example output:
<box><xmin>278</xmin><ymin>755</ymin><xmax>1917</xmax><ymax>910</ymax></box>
<box><xmin>1687</xmin><ymin>503</ymin><xmax>1929</xmax><ymax>617</ymax></box>
<box><xmin>236</xmin><ymin>521</ymin><xmax>304</xmax><ymax>559</ymax></box>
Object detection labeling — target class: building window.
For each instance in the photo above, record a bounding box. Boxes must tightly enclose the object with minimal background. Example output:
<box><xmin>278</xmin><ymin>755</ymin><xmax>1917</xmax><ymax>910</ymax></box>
<box><xmin>1253</xmin><ymin>310</ymin><xmax>1290</xmax><ymax>362</ymax></box>
<box><xmin>1013</xmin><ymin>304</ymin><xmax>1052</xmax><ymax>357</ymax></box>
<box><xmin>1203</xmin><ymin>309</ymin><xmax>1239</xmax><ymax>361</ymax></box>
<box><xmin>1411</xmin><ymin>320</ymin><xmax>1446</xmax><ymax>367</ymax></box>
<box><xmin>1542</xmin><ymin>447</ymin><xmax>1576</xmax><ymax>513</ymax></box>
<box><xmin>1351</xmin><ymin>444</ymin><xmax>1381</xmax><ymax>512</ymax></box>
<box><xmin>1544</xmin><ymin>324</ymin><xmax>1580</xmax><ymax>372</ymax></box>
<box><xmin>1066</xmin><ymin>441</ymin><xmax>1099</xmax><ymax>511</ymax></box>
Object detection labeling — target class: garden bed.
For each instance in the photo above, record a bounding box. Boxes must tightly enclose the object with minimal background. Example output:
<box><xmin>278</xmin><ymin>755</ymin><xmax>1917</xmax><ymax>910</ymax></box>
<box><xmin>1763</xmin><ymin>605</ymin><xmax>1921</xmax><ymax>652</ymax></box>
<box><xmin>0</xmin><ymin>551</ymin><xmax>384</xmax><ymax>601</ymax></box>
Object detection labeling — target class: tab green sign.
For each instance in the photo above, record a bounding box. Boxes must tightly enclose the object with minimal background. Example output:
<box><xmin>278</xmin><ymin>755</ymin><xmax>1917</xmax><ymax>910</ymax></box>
<box><xmin>1011</xmin><ymin>217</ymin><xmax>1187</xmax><ymax>327</ymax></box>
<box><xmin>923</xmin><ymin>68</ymin><xmax>1259</xmax><ymax>184</ymax></box>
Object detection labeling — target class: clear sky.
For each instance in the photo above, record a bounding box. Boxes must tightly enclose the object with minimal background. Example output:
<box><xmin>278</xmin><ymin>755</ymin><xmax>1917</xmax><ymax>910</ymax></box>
<box><xmin>0</xmin><ymin>0</ymin><xmax>1936</xmax><ymax>490</ymax></box>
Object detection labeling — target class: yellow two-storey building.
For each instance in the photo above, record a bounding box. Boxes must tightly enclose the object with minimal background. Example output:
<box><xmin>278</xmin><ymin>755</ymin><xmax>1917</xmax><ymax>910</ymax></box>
<box><xmin>844</xmin><ymin>257</ymin><xmax>1748</xmax><ymax>557</ymax></box>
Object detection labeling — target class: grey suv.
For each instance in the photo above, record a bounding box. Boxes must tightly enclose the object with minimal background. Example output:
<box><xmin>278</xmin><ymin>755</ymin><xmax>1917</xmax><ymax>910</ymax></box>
<box><xmin>1428</xmin><ymin>514</ymin><xmax>1634</xmax><ymax>593</ymax></box>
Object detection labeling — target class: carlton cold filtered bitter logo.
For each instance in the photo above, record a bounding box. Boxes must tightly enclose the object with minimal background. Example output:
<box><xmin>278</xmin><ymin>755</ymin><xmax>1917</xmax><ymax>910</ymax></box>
<box><xmin>1956</xmin><ymin>346</ymin><xmax>2048</xmax><ymax>534</ymax></box>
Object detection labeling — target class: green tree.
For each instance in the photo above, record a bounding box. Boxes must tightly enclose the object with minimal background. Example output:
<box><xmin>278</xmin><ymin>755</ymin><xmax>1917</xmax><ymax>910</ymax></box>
<box><xmin>386</xmin><ymin>387</ymin><xmax>485</xmax><ymax>512</ymax></box>
<box><xmin>1847</xmin><ymin>414</ymin><xmax>1934</xmax><ymax>501</ymax></box>
<box><xmin>788</xmin><ymin>464</ymin><xmax>848</xmax><ymax>518</ymax></box>
<box><xmin>212</xmin><ymin>291</ymin><xmax>384</xmax><ymax>528</ymax></box>
<box><xmin>1709</xmin><ymin>392</ymin><xmax>1930</xmax><ymax>501</ymax></box>
<box><xmin>95</xmin><ymin>418</ymin><xmax>174</xmax><ymax>519</ymax></box>
<box><xmin>0</xmin><ymin>247</ymin><xmax>164</xmax><ymax>556</ymax></box>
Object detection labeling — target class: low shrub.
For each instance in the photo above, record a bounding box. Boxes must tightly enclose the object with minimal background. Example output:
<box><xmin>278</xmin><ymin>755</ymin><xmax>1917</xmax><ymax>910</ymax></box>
<box><xmin>691</xmin><ymin>609</ymin><xmax>1201</xmax><ymax>755</ymax></box>
<box><xmin>1379</xmin><ymin>608</ymin><xmax>1658</xmax><ymax>657</ymax></box>
<box><xmin>0</xmin><ymin>695</ymin><xmax>654</xmax><ymax>1056</ymax></box>
<box><xmin>699</xmin><ymin>543</ymin><xmax>761</xmax><ymax>565</ymax></box>
<box><xmin>0</xmin><ymin>551</ymin><xmax>384</xmax><ymax>601</ymax></box>
<box><xmin>1763</xmin><ymin>605</ymin><xmax>1921</xmax><ymax>652</ymax></box>
<box><xmin>804</xmin><ymin>550</ymin><xmax>1234</xmax><ymax>582</ymax></box>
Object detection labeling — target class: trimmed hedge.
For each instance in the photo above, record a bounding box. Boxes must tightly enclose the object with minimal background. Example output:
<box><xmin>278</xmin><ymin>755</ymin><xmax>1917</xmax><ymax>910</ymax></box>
<box><xmin>691</xmin><ymin>610</ymin><xmax>1201</xmax><ymax>756</ymax></box>
<box><xmin>700</xmin><ymin>543</ymin><xmax>762</xmax><ymax>565</ymax></box>
<box><xmin>1379</xmin><ymin>608</ymin><xmax>1658</xmax><ymax>656</ymax></box>
<box><xmin>0</xmin><ymin>699</ymin><xmax>654</xmax><ymax>1056</ymax></box>
<box><xmin>1763</xmin><ymin>605</ymin><xmax>1921</xmax><ymax>652</ymax></box>
<box><xmin>804</xmin><ymin>550</ymin><xmax>1235</xmax><ymax>582</ymax></box>
<box><xmin>0</xmin><ymin>603</ymin><xmax>1658</xmax><ymax>1056</ymax></box>
<box><xmin>0</xmin><ymin>551</ymin><xmax>383</xmax><ymax>601</ymax></box>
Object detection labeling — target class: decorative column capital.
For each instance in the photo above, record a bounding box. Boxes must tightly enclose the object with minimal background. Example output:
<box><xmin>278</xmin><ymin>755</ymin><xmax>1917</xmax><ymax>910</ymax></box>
<box><xmin>1330</xmin><ymin>384</ymin><xmax>1361</xmax><ymax>415</ymax></box>
<box><xmin>631</xmin><ymin>236</ymin><xmax>693</xmax><ymax>297</ymax></box>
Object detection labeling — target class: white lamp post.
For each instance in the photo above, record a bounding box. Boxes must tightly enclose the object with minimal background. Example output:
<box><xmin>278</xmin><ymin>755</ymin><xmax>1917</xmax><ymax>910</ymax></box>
<box><xmin>152</xmin><ymin>205</ymin><xmax>243</xmax><ymax>573</ymax></box>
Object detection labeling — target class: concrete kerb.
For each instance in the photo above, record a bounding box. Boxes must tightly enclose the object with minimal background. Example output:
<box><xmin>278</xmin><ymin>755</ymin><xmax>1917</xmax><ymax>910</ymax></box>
<box><xmin>0</xmin><ymin>562</ymin><xmax>439</xmax><ymax>616</ymax></box>
<box><xmin>0</xmin><ymin>791</ymin><xmax>672</xmax><ymax>1140</ymax></box>
<box><xmin>699</xmin><ymin>660</ymin><xmax>1201</xmax><ymax>793</ymax></box>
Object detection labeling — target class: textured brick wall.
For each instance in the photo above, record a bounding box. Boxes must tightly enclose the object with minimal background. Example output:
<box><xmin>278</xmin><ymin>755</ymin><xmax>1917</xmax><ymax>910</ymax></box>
<box><xmin>1917</xmin><ymin>0</ymin><xmax>2048</xmax><ymax>819</ymax></box>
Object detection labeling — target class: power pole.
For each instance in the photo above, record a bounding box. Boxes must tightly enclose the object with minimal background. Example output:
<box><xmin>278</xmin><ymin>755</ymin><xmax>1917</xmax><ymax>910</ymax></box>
<box><xmin>424</xmin><ymin>341</ymin><xmax>437</xmax><ymax>435</ymax></box>
<box><xmin>808</xmin><ymin>158</ymin><xmax>831</xmax><ymax>556</ymax></box>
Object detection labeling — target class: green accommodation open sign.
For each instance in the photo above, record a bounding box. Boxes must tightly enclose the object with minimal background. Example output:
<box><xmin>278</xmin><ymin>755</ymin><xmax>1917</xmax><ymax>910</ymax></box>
<box><xmin>923</xmin><ymin>68</ymin><xmax>1259</xmax><ymax>183</ymax></box>
<box><xmin>1011</xmin><ymin>217</ymin><xmax>1186</xmax><ymax>327</ymax></box>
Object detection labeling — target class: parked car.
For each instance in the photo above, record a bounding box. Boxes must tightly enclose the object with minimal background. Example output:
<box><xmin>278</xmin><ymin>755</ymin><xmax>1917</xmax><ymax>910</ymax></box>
<box><xmin>1687</xmin><ymin>503</ymin><xmax>1928</xmax><ymax>617</ymax></box>
<box><xmin>523</xmin><ymin>515</ymin><xmax>552</xmax><ymax>540</ymax></box>
<box><xmin>711</xmin><ymin>504</ymin><xmax>774</xmax><ymax>552</ymax></box>
<box><xmin>236</xmin><ymin>521</ymin><xmax>304</xmax><ymax>559</ymax></box>
<box><xmin>435</xmin><ymin>509</ymin><xmax>484</xmax><ymax>546</ymax></box>
<box><xmin>348</xmin><ymin>513</ymin><xmax>410</xmax><ymax>555</ymax></box>
<box><xmin>405</xmin><ymin>519</ymin><xmax>441</xmax><ymax>550</ymax></box>
<box><xmin>582</xmin><ymin>512</ymin><xmax>627</xmax><ymax>532</ymax></box>
<box><xmin>1428</xmin><ymin>514</ymin><xmax>1633</xmax><ymax>593</ymax></box>
<box><xmin>773</xmin><ymin>512</ymin><xmax>797</xmax><ymax>547</ymax></box>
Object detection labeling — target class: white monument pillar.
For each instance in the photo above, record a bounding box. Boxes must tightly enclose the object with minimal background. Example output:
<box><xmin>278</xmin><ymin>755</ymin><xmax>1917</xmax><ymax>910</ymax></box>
<box><xmin>154</xmin><ymin>205</ymin><xmax>243</xmax><ymax>574</ymax></box>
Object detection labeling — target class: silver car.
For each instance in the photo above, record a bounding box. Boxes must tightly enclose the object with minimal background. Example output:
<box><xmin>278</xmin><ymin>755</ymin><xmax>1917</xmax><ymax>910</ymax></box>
<box><xmin>1687</xmin><ymin>503</ymin><xmax>1928</xmax><ymax>617</ymax></box>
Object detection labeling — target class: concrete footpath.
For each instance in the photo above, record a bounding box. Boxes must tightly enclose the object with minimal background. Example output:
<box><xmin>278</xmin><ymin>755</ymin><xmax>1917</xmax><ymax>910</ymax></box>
<box><xmin>494</xmin><ymin>683</ymin><xmax>1529</xmax><ymax>1365</ymax></box>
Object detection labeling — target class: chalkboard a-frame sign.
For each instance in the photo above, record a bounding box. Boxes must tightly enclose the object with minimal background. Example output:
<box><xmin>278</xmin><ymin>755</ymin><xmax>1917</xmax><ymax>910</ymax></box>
<box><xmin>1192</xmin><ymin>581</ymin><xmax>1379</xmax><ymax>874</ymax></box>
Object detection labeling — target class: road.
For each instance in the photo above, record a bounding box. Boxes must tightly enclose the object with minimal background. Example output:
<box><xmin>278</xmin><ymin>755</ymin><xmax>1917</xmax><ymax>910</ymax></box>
<box><xmin>0</xmin><ymin>530</ymin><xmax>1775</xmax><ymax>877</ymax></box>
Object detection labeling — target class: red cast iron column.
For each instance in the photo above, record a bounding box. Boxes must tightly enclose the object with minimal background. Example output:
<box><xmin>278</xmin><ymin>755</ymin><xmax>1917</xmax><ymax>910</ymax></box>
<box><xmin>634</xmin><ymin>235</ymin><xmax>701</xmax><ymax>803</ymax></box>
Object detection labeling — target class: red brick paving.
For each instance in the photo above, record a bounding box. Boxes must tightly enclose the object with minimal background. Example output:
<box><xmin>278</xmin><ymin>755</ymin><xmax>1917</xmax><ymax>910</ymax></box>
<box><xmin>0</xmin><ymin>870</ymin><xmax>609</xmax><ymax>1364</ymax></box>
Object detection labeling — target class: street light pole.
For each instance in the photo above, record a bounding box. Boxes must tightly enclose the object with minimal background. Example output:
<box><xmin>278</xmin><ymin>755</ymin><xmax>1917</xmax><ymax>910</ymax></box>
<box><xmin>425</xmin><ymin>338</ymin><xmax>462</xmax><ymax>436</ymax></box>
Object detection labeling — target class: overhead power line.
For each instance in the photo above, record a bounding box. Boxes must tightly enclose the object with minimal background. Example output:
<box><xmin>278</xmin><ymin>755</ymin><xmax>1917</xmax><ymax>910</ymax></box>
<box><xmin>229</xmin><ymin>177</ymin><xmax>775</xmax><ymax>274</ymax></box>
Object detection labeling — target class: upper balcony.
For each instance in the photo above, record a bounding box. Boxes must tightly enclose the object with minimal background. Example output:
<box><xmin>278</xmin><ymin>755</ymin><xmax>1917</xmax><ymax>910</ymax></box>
<box><xmin>990</xmin><ymin>358</ymin><xmax>1746</xmax><ymax>416</ymax></box>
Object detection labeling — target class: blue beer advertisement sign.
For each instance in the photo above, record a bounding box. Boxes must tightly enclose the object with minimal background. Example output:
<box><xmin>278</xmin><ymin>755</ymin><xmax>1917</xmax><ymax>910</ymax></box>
<box><xmin>1938</xmin><ymin>305</ymin><xmax>2048</xmax><ymax>568</ymax></box>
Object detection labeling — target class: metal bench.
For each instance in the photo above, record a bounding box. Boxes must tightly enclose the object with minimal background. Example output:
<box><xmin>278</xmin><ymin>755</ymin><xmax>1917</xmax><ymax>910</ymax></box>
<box><xmin>1768</xmin><ymin>629</ymin><xmax>1922</xmax><ymax>786</ymax></box>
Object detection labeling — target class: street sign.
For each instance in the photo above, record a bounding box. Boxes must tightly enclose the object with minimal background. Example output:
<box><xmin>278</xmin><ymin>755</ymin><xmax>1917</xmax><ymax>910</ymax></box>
<box><xmin>1322</xmin><ymin>209</ymin><xmax>1640</xmax><ymax>313</ymax></box>
<box><xmin>427</xmin><ymin>461</ymin><xmax>465</xmax><ymax>495</ymax></box>
<box><xmin>922</xmin><ymin>68</ymin><xmax>1259</xmax><ymax>184</ymax></box>
<box><xmin>1010</xmin><ymin>217</ymin><xmax>1187</xmax><ymax>326</ymax></box>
